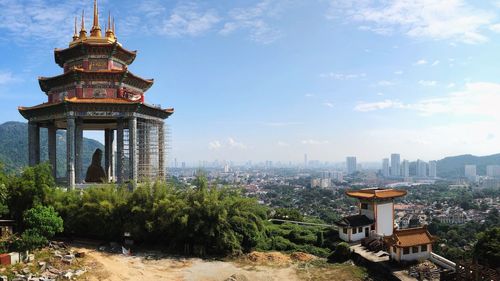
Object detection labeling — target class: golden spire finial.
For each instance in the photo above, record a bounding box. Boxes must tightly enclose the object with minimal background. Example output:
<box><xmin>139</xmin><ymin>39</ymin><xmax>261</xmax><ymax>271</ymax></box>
<box><xmin>90</xmin><ymin>0</ymin><xmax>102</xmax><ymax>37</ymax></box>
<box><xmin>72</xmin><ymin>17</ymin><xmax>79</xmax><ymax>41</ymax></box>
<box><xmin>79</xmin><ymin>9</ymin><xmax>87</xmax><ymax>39</ymax></box>
<box><xmin>105</xmin><ymin>11</ymin><xmax>116</xmax><ymax>40</ymax></box>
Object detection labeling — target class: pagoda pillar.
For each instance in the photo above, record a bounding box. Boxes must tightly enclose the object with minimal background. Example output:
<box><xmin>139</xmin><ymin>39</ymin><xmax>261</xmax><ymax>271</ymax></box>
<box><xmin>158</xmin><ymin>122</ymin><xmax>165</xmax><ymax>180</ymax></box>
<box><xmin>28</xmin><ymin>121</ymin><xmax>40</xmax><ymax>166</ymax></box>
<box><xmin>104</xmin><ymin>129</ymin><xmax>114</xmax><ymax>182</ymax></box>
<box><xmin>75</xmin><ymin>118</ymin><xmax>84</xmax><ymax>184</ymax></box>
<box><xmin>66</xmin><ymin>116</ymin><xmax>76</xmax><ymax>189</ymax></box>
<box><xmin>48</xmin><ymin>123</ymin><xmax>57</xmax><ymax>179</ymax></box>
<box><xmin>128</xmin><ymin>116</ymin><xmax>138</xmax><ymax>188</ymax></box>
<box><xmin>116</xmin><ymin>119</ymin><xmax>124</xmax><ymax>184</ymax></box>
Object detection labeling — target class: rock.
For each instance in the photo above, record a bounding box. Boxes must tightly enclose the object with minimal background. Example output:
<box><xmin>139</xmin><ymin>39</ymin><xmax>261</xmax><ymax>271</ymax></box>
<box><xmin>62</xmin><ymin>271</ymin><xmax>73</xmax><ymax>279</ymax></box>
<box><xmin>74</xmin><ymin>269</ymin><xmax>86</xmax><ymax>276</ymax></box>
<box><xmin>22</xmin><ymin>268</ymin><xmax>31</xmax><ymax>274</ymax></box>
<box><xmin>62</xmin><ymin>254</ymin><xmax>75</xmax><ymax>264</ymax></box>
<box><xmin>225</xmin><ymin>274</ymin><xmax>249</xmax><ymax>281</ymax></box>
<box><xmin>25</xmin><ymin>254</ymin><xmax>35</xmax><ymax>262</ymax></box>
<box><xmin>0</xmin><ymin>275</ymin><xmax>7</xmax><ymax>281</ymax></box>
<box><xmin>47</xmin><ymin>266</ymin><xmax>61</xmax><ymax>275</ymax></box>
<box><xmin>53</xmin><ymin>250</ymin><xmax>62</xmax><ymax>259</ymax></box>
<box><xmin>38</xmin><ymin>261</ymin><xmax>47</xmax><ymax>272</ymax></box>
<box><xmin>75</xmin><ymin>252</ymin><xmax>85</xmax><ymax>258</ymax></box>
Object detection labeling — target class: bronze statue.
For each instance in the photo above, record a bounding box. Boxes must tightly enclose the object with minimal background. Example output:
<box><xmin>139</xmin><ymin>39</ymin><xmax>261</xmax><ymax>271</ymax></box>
<box><xmin>85</xmin><ymin>148</ymin><xmax>106</xmax><ymax>183</ymax></box>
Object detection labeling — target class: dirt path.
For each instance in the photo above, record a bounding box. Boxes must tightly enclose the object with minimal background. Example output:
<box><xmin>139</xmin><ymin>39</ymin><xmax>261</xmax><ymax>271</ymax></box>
<box><xmin>78</xmin><ymin>248</ymin><xmax>300</xmax><ymax>281</ymax></box>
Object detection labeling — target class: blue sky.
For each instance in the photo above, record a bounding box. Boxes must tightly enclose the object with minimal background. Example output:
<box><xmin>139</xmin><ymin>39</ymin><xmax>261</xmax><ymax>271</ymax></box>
<box><xmin>1</xmin><ymin>0</ymin><xmax>500</xmax><ymax>164</ymax></box>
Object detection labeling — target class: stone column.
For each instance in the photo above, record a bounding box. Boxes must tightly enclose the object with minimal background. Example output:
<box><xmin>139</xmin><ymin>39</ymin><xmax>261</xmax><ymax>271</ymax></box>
<box><xmin>48</xmin><ymin>123</ymin><xmax>57</xmax><ymax>179</ymax></box>
<box><xmin>75</xmin><ymin>118</ymin><xmax>84</xmax><ymax>184</ymax></box>
<box><xmin>104</xmin><ymin>129</ymin><xmax>114</xmax><ymax>182</ymax></box>
<box><xmin>28</xmin><ymin>121</ymin><xmax>40</xmax><ymax>166</ymax></box>
<box><xmin>116</xmin><ymin>119</ymin><xmax>124</xmax><ymax>184</ymax></box>
<box><xmin>66</xmin><ymin>116</ymin><xmax>76</xmax><ymax>189</ymax></box>
<box><xmin>128</xmin><ymin>117</ymin><xmax>138</xmax><ymax>187</ymax></box>
<box><xmin>158</xmin><ymin>122</ymin><xmax>165</xmax><ymax>180</ymax></box>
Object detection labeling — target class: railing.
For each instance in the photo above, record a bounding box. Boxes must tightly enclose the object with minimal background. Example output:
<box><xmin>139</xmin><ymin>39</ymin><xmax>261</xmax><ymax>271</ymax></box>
<box><xmin>430</xmin><ymin>252</ymin><xmax>456</xmax><ymax>272</ymax></box>
<box><xmin>268</xmin><ymin>219</ymin><xmax>336</xmax><ymax>228</ymax></box>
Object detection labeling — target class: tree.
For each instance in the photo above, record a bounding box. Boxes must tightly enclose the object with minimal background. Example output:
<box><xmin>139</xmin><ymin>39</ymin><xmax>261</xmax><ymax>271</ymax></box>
<box><xmin>473</xmin><ymin>227</ymin><xmax>500</xmax><ymax>268</ymax></box>
<box><xmin>328</xmin><ymin>242</ymin><xmax>350</xmax><ymax>263</ymax></box>
<box><xmin>20</xmin><ymin>205</ymin><xmax>63</xmax><ymax>250</ymax></box>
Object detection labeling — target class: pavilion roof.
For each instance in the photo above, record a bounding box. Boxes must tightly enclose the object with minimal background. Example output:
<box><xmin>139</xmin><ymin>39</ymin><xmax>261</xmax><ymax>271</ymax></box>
<box><xmin>385</xmin><ymin>226</ymin><xmax>437</xmax><ymax>247</ymax></box>
<box><xmin>345</xmin><ymin>188</ymin><xmax>407</xmax><ymax>200</ymax></box>
<box><xmin>54</xmin><ymin>41</ymin><xmax>137</xmax><ymax>67</ymax></box>
<box><xmin>38</xmin><ymin>69</ymin><xmax>153</xmax><ymax>93</ymax></box>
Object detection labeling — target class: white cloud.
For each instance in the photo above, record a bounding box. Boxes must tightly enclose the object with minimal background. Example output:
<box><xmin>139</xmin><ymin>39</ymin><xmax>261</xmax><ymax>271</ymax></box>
<box><xmin>0</xmin><ymin>71</ymin><xmax>18</xmax><ymax>85</ymax></box>
<box><xmin>377</xmin><ymin>80</ymin><xmax>395</xmax><ymax>86</ymax></box>
<box><xmin>354</xmin><ymin>99</ymin><xmax>404</xmax><ymax>112</ymax></box>
<box><xmin>329</xmin><ymin>0</ymin><xmax>494</xmax><ymax>44</ymax></box>
<box><xmin>447</xmin><ymin>82</ymin><xmax>456</xmax><ymax>88</ymax></box>
<box><xmin>415</xmin><ymin>59</ymin><xmax>428</xmax><ymax>65</ymax></box>
<box><xmin>320</xmin><ymin>72</ymin><xmax>366</xmax><ymax>80</ymax></box>
<box><xmin>489</xmin><ymin>23</ymin><xmax>500</xmax><ymax>33</ymax></box>
<box><xmin>159</xmin><ymin>3</ymin><xmax>220</xmax><ymax>37</ymax></box>
<box><xmin>355</xmin><ymin>82</ymin><xmax>500</xmax><ymax>120</ymax></box>
<box><xmin>301</xmin><ymin>139</ymin><xmax>329</xmax><ymax>145</ymax></box>
<box><xmin>208</xmin><ymin>140</ymin><xmax>222</xmax><ymax>150</ymax></box>
<box><xmin>394</xmin><ymin>70</ymin><xmax>403</xmax><ymax>75</ymax></box>
<box><xmin>431</xmin><ymin>60</ymin><xmax>440</xmax><ymax>66</ymax></box>
<box><xmin>228</xmin><ymin>137</ymin><xmax>247</xmax><ymax>149</ymax></box>
<box><xmin>305</xmin><ymin>93</ymin><xmax>315</xmax><ymax>97</ymax></box>
<box><xmin>323</xmin><ymin>102</ymin><xmax>334</xmax><ymax>108</ymax></box>
<box><xmin>277</xmin><ymin>141</ymin><xmax>290</xmax><ymax>147</ymax></box>
<box><xmin>220</xmin><ymin>0</ymin><xmax>282</xmax><ymax>44</ymax></box>
<box><xmin>419</xmin><ymin>80</ymin><xmax>437</xmax><ymax>86</ymax></box>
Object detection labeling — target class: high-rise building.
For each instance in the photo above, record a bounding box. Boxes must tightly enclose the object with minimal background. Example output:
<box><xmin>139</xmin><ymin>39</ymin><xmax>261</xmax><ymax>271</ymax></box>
<box><xmin>416</xmin><ymin>160</ymin><xmax>427</xmax><ymax>177</ymax></box>
<box><xmin>382</xmin><ymin>158</ymin><xmax>390</xmax><ymax>177</ymax></box>
<box><xmin>401</xmin><ymin>160</ymin><xmax>410</xmax><ymax>178</ymax></box>
<box><xmin>304</xmin><ymin>154</ymin><xmax>308</xmax><ymax>167</ymax></box>
<box><xmin>346</xmin><ymin>157</ymin><xmax>357</xmax><ymax>175</ymax></box>
<box><xmin>465</xmin><ymin>165</ymin><xmax>477</xmax><ymax>180</ymax></box>
<box><xmin>391</xmin><ymin>154</ymin><xmax>401</xmax><ymax>177</ymax></box>
<box><xmin>486</xmin><ymin>165</ymin><xmax>500</xmax><ymax>178</ymax></box>
<box><xmin>428</xmin><ymin>161</ymin><xmax>437</xmax><ymax>178</ymax></box>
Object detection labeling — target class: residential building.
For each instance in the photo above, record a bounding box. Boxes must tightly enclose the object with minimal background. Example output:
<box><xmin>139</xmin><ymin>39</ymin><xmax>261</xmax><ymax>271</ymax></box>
<box><xmin>401</xmin><ymin>160</ymin><xmax>410</xmax><ymax>178</ymax></box>
<box><xmin>391</xmin><ymin>154</ymin><xmax>401</xmax><ymax>177</ymax></box>
<box><xmin>346</xmin><ymin>157</ymin><xmax>357</xmax><ymax>175</ymax></box>
<box><xmin>382</xmin><ymin>158</ymin><xmax>390</xmax><ymax>177</ymax></box>
<box><xmin>465</xmin><ymin>165</ymin><xmax>477</xmax><ymax>181</ymax></box>
<box><xmin>416</xmin><ymin>160</ymin><xmax>427</xmax><ymax>178</ymax></box>
<box><xmin>486</xmin><ymin>165</ymin><xmax>500</xmax><ymax>178</ymax></box>
<box><xmin>428</xmin><ymin>161</ymin><xmax>437</xmax><ymax>178</ymax></box>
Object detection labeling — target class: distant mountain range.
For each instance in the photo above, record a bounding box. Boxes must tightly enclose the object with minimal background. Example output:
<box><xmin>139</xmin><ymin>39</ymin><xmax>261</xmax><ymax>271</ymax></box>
<box><xmin>0</xmin><ymin>121</ymin><xmax>103</xmax><ymax>176</ymax></box>
<box><xmin>436</xmin><ymin>154</ymin><xmax>500</xmax><ymax>178</ymax></box>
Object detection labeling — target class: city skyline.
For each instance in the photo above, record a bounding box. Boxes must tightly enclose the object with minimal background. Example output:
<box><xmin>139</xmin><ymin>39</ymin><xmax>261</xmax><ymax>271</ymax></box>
<box><xmin>1</xmin><ymin>1</ymin><xmax>500</xmax><ymax>162</ymax></box>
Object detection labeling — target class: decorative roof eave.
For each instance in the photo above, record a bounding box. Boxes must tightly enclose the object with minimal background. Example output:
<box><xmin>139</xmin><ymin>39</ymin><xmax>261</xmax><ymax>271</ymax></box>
<box><xmin>54</xmin><ymin>41</ymin><xmax>137</xmax><ymax>67</ymax></box>
<box><xmin>18</xmin><ymin>98</ymin><xmax>173</xmax><ymax>120</ymax></box>
<box><xmin>38</xmin><ymin>69</ymin><xmax>153</xmax><ymax>93</ymax></box>
<box><xmin>345</xmin><ymin>188</ymin><xmax>407</xmax><ymax>200</ymax></box>
<box><xmin>384</xmin><ymin>226</ymin><xmax>438</xmax><ymax>248</ymax></box>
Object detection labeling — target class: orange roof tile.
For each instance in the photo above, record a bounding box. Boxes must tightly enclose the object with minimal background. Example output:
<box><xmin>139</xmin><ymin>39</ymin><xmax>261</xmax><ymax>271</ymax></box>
<box><xmin>385</xmin><ymin>227</ymin><xmax>437</xmax><ymax>247</ymax></box>
<box><xmin>345</xmin><ymin>188</ymin><xmax>407</xmax><ymax>199</ymax></box>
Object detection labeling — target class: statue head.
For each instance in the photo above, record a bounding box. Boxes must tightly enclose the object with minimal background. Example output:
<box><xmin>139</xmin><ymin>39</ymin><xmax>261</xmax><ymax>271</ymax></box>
<box><xmin>91</xmin><ymin>148</ymin><xmax>103</xmax><ymax>165</ymax></box>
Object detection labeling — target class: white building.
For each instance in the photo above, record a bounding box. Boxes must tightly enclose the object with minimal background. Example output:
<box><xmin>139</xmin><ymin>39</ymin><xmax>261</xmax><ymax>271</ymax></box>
<box><xmin>428</xmin><ymin>161</ymin><xmax>437</xmax><ymax>178</ymax></box>
<box><xmin>385</xmin><ymin>227</ymin><xmax>436</xmax><ymax>262</ymax></box>
<box><xmin>346</xmin><ymin>157</ymin><xmax>357</xmax><ymax>175</ymax></box>
<box><xmin>391</xmin><ymin>154</ymin><xmax>401</xmax><ymax>177</ymax></box>
<box><xmin>486</xmin><ymin>165</ymin><xmax>500</xmax><ymax>178</ymax></box>
<box><xmin>401</xmin><ymin>160</ymin><xmax>410</xmax><ymax>178</ymax></box>
<box><xmin>465</xmin><ymin>165</ymin><xmax>477</xmax><ymax>181</ymax></box>
<box><xmin>382</xmin><ymin>158</ymin><xmax>390</xmax><ymax>177</ymax></box>
<box><xmin>417</xmin><ymin>160</ymin><xmax>427</xmax><ymax>178</ymax></box>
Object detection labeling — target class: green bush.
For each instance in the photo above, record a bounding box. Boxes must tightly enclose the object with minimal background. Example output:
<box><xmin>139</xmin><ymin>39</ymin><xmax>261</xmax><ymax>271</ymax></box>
<box><xmin>328</xmin><ymin>242</ymin><xmax>350</xmax><ymax>263</ymax></box>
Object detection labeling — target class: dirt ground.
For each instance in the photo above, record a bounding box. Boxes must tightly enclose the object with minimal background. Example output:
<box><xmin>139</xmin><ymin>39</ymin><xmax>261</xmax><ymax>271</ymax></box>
<box><xmin>75</xmin><ymin>247</ymin><xmax>365</xmax><ymax>281</ymax></box>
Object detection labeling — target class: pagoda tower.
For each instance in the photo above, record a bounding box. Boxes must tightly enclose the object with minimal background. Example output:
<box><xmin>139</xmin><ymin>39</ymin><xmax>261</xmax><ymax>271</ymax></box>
<box><xmin>18</xmin><ymin>0</ymin><xmax>173</xmax><ymax>189</ymax></box>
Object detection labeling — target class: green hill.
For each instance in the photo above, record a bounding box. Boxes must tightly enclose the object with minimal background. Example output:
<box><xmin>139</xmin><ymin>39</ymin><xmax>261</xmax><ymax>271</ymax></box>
<box><xmin>437</xmin><ymin>154</ymin><xmax>500</xmax><ymax>178</ymax></box>
<box><xmin>0</xmin><ymin>121</ymin><xmax>104</xmax><ymax>176</ymax></box>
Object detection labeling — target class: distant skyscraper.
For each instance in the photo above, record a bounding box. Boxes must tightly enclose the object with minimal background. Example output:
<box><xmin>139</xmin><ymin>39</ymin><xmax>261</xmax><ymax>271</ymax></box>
<box><xmin>382</xmin><ymin>158</ymin><xmax>390</xmax><ymax>177</ymax></box>
<box><xmin>428</xmin><ymin>161</ymin><xmax>437</xmax><ymax>178</ymax></box>
<box><xmin>401</xmin><ymin>160</ymin><xmax>410</xmax><ymax>178</ymax></box>
<box><xmin>486</xmin><ymin>165</ymin><xmax>500</xmax><ymax>178</ymax></box>
<box><xmin>416</xmin><ymin>159</ymin><xmax>427</xmax><ymax>177</ymax></box>
<box><xmin>346</xmin><ymin>157</ymin><xmax>357</xmax><ymax>174</ymax></box>
<box><xmin>465</xmin><ymin>165</ymin><xmax>477</xmax><ymax>180</ymax></box>
<box><xmin>304</xmin><ymin>153</ymin><xmax>308</xmax><ymax>167</ymax></box>
<box><xmin>391</xmin><ymin>154</ymin><xmax>401</xmax><ymax>177</ymax></box>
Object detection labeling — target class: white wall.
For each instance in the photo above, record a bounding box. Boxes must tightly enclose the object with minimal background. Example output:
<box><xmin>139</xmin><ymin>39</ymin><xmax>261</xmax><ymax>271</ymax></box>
<box><xmin>339</xmin><ymin>228</ymin><xmax>349</xmax><ymax>242</ymax></box>
<box><xmin>376</xmin><ymin>202</ymin><xmax>393</xmax><ymax>236</ymax></box>
<box><xmin>360</xmin><ymin>202</ymin><xmax>375</xmax><ymax>220</ymax></box>
<box><xmin>338</xmin><ymin>226</ymin><xmax>371</xmax><ymax>242</ymax></box>
<box><xmin>400</xmin><ymin>247</ymin><xmax>430</xmax><ymax>261</ymax></box>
